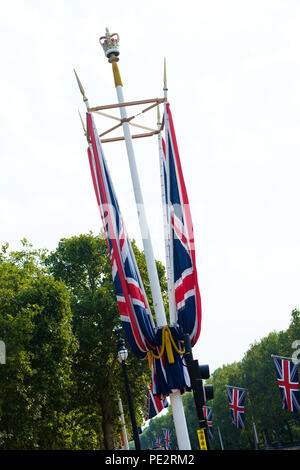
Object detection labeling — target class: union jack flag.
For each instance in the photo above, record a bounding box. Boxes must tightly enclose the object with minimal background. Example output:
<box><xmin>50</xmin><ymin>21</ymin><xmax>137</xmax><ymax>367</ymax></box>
<box><xmin>163</xmin><ymin>428</ymin><xmax>172</xmax><ymax>450</ymax></box>
<box><xmin>86</xmin><ymin>112</ymin><xmax>190</xmax><ymax>396</ymax></box>
<box><xmin>226</xmin><ymin>386</ymin><xmax>246</xmax><ymax>429</ymax></box>
<box><xmin>273</xmin><ymin>356</ymin><xmax>300</xmax><ymax>413</ymax></box>
<box><xmin>86</xmin><ymin>112</ymin><xmax>156</xmax><ymax>358</ymax></box>
<box><xmin>203</xmin><ymin>406</ymin><xmax>213</xmax><ymax>439</ymax></box>
<box><xmin>162</xmin><ymin>104</ymin><xmax>201</xmax><ymax>346</ymax></box>
<box><xmin>146</xmin><ymin>385</ymin><xmax>168</xmax><ymax>420</ymax></box>
<box><xmin>153</xmin><ymin>436</ymin><xmax>161</xmax><ymax>448</ymax></box>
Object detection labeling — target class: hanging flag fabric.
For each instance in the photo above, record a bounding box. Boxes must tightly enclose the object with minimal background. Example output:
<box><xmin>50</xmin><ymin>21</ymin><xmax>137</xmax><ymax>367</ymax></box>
<box><xmin>273</xmin><ymin>356</ymin><xmax>300</xmax><ymax>413</ymax></box>
<box><xmin>153</xmin><ymin>436</ymin><xmax>161</xmax><ymax>449</ymax></box>
<box><xmin>86</xmin><ymin>111</ymin><xmax>190</xmax><ymax>396</ymax></box>
<box><xmin>145</xmin><ymin>385</ymin><xmax>168</xmax><ymax>420</ymax></box>
<box><xmin>163</xmin><ymin>103</ymin><xmax>201</xmax><ymax>346</ymax></box>
<box><xmin>87</xmin><ymin>111</ymin><xmax>156</xmax><ymax>359</ymax></box>
<box><xmin>226</xmin><ymin>386</ymin><xmax>246</xmax><ymax>429</ymax></box>
<box><xmin>203</xmin><ymin>406</ymin><xmax>213</xmax><ymax>439</ymax></box>
<box><xmin>163</xmin><ymin>428</ymin><xmax>172</xmax><ymax>450</ymax></box>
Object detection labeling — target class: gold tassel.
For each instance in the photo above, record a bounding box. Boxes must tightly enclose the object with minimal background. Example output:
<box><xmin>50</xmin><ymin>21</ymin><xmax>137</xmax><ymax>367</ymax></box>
<box><xmin>147</xmin><ymin>351</ymin><xmax>152</xmax><ymax>371</ymax></box>
<box><xmin>147</xmin><ymin>326</ymin><xmax>185</xmax><ymax>369</ymax></box>
<box><xmin>163</xmin><ymin>327</ymin><xmax>175</xmax><ymax>364</ymax></box>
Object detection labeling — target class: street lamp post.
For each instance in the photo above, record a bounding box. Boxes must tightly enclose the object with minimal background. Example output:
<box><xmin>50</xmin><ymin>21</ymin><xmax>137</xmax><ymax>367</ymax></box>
<box><xmin>115</xmin><ymin>328</ymin><xmax>141</xmax><ymax>451</ymax></box>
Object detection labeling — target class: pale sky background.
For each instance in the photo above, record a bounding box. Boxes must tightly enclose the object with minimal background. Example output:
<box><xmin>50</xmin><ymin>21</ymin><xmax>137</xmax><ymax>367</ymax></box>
<box><xmin>0</xmin><ymin>0</ymin><xmax>299</xmax><ymax>375</ymax></box>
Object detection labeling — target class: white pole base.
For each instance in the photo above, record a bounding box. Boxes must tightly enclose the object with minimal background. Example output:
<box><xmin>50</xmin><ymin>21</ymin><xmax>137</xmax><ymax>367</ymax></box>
<box><xmin>170</xmin><ymin>390</ymin><xmax>191</xmax><ymax>450</ymax></box>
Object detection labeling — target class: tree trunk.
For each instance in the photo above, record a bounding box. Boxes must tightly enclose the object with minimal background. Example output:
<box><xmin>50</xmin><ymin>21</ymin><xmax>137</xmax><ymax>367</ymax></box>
<box><xmin>101</xmin><ymin>398</ymin><xmax>115</xmax><ymax>450</ymax></box>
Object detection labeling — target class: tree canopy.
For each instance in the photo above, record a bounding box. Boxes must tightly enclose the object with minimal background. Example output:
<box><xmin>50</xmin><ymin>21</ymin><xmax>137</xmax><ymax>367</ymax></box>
<box><xmin>44</xmin><ymin>232</ymin><xmax>157</xmax><ymax>449</ymax></box>
<box><xmin>0</xmin><ymin>240</ymin><xmax>77</xmax><ymax>449</ymax></box>
<box><xmin>0</xmin><ymin>235</ymin><xmax>299</xmax><ymax>450</ymax></box>
<box><xmin>140</xmin><ymin>309</ymin><xmax>300</xmax><ymax>450</ymax></box>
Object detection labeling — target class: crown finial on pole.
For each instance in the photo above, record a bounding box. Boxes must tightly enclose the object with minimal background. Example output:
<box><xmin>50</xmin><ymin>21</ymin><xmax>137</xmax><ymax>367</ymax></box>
<box><xmin>74</xmin><ymin>69</ymin><xmax>88</xmax><ymax>102</ymax></box>
<box><xmin>99</xmin><ymin>27</ymin><xmax>120</xmax><ymax>63</ymax></box>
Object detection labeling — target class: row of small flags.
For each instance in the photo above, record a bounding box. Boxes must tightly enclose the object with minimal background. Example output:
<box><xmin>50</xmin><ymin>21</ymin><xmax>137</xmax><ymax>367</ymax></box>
<box><xmin>153</xmin><ymin>429</ymin><xmax>172</xmax><ymax>450</ymax></box>
<box><xmin>227</xmin><ymin>355</ymin><xmax>300</xmax><ymax>430</ymax></box>
<box><xmin>218</xmin><ymin>355</ymin><xmax>300</xmax><ymax>435</ymax></box>
<box><xmin>146</xmin><ymin>355</ymin><xmax>299</xmax><ymax>443</ymax></box>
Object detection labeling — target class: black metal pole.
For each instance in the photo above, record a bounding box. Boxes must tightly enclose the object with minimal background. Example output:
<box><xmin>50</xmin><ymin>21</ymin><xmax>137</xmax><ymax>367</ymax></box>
<box><xmin>121</xmin><ymin>359</ymin><xmax>141</xmax><ymax>450</ymax></box>
<box><xmin>183</xmin><ymin>334</ymin><xmax>210</xmax><ymax>450</ymax></box>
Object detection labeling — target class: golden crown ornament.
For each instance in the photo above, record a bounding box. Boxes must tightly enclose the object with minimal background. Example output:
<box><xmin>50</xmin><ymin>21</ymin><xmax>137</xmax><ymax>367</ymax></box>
<box><xmin>99</xmin><ymin>27</ymin><xmax>120</xmax><ymax>62</ymax></box>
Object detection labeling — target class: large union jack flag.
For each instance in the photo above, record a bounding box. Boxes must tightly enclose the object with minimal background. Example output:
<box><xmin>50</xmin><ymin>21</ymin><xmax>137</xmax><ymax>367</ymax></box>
<box><xmin>162</xmin><ymin>104</ymin><xmax>201</xmax><ymax>346</ymax></box>
<box><xmin>203</xmin><ymin>406</ymin><xmax>213</xmax><ymax>439</ymax></box>
<box><xmin>226</xmin><ymin>386</ymin><xmax>246</xmax><ymax>429</ymax></box>
<box><xmin>87</xmin><ymin>112</ymin><xmax>156</xmax><ymax>358</ymax></box>
<box><xmin>86</xmin><ymin>111</ymin><xmax>190</xmax><ymax>396</ymax></box>
<box><xmin>146</xmin><ymin>385</ymin><xmax>168</xmax><ymax>420</ymax></box>
<box><xmin>273</xmin><ymin>356</ymin><xmax>300</xmax><ymax>413</ymax></box>
<box><xmin>163</xmin><ymin>428</ymin><xmax>172</xmax><ymax>450</ymax></box>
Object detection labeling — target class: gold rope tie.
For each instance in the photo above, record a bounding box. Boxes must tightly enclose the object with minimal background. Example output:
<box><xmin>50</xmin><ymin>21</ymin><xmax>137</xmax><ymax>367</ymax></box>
<box><xmin>146</xmin><ymin>326</ymin><xmax>185</xmax><ymax>369</ymax></box>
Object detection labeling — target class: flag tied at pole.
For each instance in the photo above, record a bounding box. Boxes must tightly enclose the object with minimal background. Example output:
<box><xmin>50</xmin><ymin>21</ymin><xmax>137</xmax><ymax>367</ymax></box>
<box><xmin>226</xmin><ymin>386</ymin><xmax>246</xmax><ymax>429</ymax></box>
<box><xmin>85</xmin><ymin>111</ymin><xmax>193</xmax><ymax>396</ymax></box>
<box><xmin>162</xmin><ymin>103</ymin><xmax>202</xmax><ymax>347</ymax></box>
<box><xmin>273</xmin><ymin>356</ymin><xmax>300</xmax><ymax>413</ymax></box>
<box><xmin>153</xmin><ymin>436</ymin><xmax>161</xmax><ymax>448</ymax></box>
<box><xmin>163</xmin><ymin>428</ymin><xmax>172</xmax><ymax>449</ymax></box>
<box><xmin>145</xmin><ymin>385</ymin><xmax>168</xmax><ymax>420</ymax></box>
<box><xmin>203</xmin><ymin>406</ymin><xmax>213</xmax><ymax>439</ymax></box>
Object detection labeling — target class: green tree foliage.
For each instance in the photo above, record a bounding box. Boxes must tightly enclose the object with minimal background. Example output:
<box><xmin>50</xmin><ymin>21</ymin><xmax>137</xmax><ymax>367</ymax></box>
<box><xmin>45</xmin><ymin>232</ymin><xmax>167</xmax><ymax>449</ymax></box>
<box><xmin>140</xmin><ymin>404</ymin><xmax>176</xmax><ymax>450</ymax></box>
<box><xmin>0</xmin><ymin>240</ymin><xmax>78</xmax><ymax>449</ymax></box>
<box><xmin>140</xmin><ymin>310</ymin><xmax>300</xmax><ymax>450</ymax></box>
<box><xmin>1</xmin><ymin>235</ymin><xmax>299</xmax><ymax>450</ymax></box>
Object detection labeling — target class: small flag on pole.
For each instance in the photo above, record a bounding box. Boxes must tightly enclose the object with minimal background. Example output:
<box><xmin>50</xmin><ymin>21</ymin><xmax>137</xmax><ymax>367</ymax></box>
<box><xmin>272</xmin><ymin>355</ymin><xmax>300</xmax><ymax>413</ymax></box>
<box><xmin>226</xmin><ymin>385</ymin><xmax>246</xmax><ymax>429</ymax></box>
<box><xmin>203</xmin><ymin>406</ymin><xmax>213</xmax><ymax>439</ymax></box>
<box><xmin>153</xmin><ymin>436</ymin><xmax>161</xmax><ymax>448</ymax></box>
<box><xmin>146</xmin><ymin>385</ymin><xmax>168</xmax><ymax>420</ymax></box>
<box><xmin>163</xmin><ymin>428</ymin><xmax>172</xmax><ymax>449</ymax></box>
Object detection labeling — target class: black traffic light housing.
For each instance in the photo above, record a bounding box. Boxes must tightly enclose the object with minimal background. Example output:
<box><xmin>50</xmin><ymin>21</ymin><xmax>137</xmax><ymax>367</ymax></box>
<box><xmin>183</xmin><ymin>334</ymin><xmax>214</xmax><ymax>449</ymax></box>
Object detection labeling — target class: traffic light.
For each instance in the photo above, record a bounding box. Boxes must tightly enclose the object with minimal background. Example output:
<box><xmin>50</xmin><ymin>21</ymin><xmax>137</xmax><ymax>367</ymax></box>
<box><xmin>183</xmin><ymin>334</ymin><xmax>214</xmax><ymax>449</ymax></box>
<box><xmin>183</xmin><ymin>336</ymin><xmax>214</xmax><ymax>406</ymax></box>
<box><xmin>188</xmin><ymin>360</ymin><xmax>214</xmax><ymax>408</ymax></box>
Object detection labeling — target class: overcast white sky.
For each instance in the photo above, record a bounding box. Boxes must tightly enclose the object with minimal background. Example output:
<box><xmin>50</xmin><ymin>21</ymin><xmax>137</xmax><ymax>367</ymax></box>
<box><xmin>0</xmin><ymin>0</ymin><xmax>299</xmax><ymax>374</ymax></box>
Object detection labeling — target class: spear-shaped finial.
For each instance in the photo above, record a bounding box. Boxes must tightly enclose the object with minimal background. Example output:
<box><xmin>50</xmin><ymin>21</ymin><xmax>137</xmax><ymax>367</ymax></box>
<box><xmin>163</xmin><ymin>57</ymin><xmax>168</xmax><ymax>92</ymax></box>
<box><xmin>74</xmin><ymin>69</ymin><xmax>88</xmax><ymax>102</ymax></box>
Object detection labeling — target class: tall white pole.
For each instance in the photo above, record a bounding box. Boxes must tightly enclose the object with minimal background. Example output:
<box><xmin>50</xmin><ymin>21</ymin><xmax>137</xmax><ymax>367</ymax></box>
<box><xmin>157</xmin><ymin>106</ymin><xmax>173</xmax><ymax>324</ymax></box>
<box><xmin>99</xmin><ymin>30</ymin><xmax>191</xmax><ymax>450</ymax></box>
<box><xmin>118</xmin><ymin>394</ymin><xmax>129</xmax><ymax>450</ymax></box>
<box><xmin>162</xmin><ymin>58</ymin><xmax>176</xmax><ymax>326</ymax></box>
<box><xmin>114</xmin><ymin>83</ymin><xmax>166</xmax><ymax>326</ymax></box>
<box><xmin>247</xmin><ymin>391</ymin><xmax>259</xmax><ymax>449</ymax></box>
<box><xmin>218</xmin><ymin>426</ymin><xmax>224</xmax><ymax>450</ymax></box>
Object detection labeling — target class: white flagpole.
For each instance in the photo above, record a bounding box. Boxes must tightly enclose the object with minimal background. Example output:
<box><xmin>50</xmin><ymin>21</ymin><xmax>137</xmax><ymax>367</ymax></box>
<box><xmin>271</xmin><ymin>354</ymin><xmax>294</xmax><ymax>361</ymax></box>
<box><xmin>245</xmin><ymin>385</ymin><xmax>260</xmax><ymax>449</ymax></box>
<box><xmin>99</xmin><ymin>31</ymin><xmax>166</xmax><ymax>328</ymax></box>
<box><xmin>118</xmin><ymin>394</ymin><xmax>129</xmax><ymax>450</ymax></box>
<box><xmin>162</xmin><ymin>58</ymin><xmax>176</xmax><ymax>326</ymax></box>
<box><xmin>158</xmin><ymin>57</ymin><xmax>191</xmax><ymax>450</ymax></box>
<box><xmin>217</xmin><ymin>426</ymin><xmax>224</xmax><ymax>450</ymax></box>
<box><xmin>157</xmin><ymin>105</ymin><xmax>173</xmax><ymax>324</ymax></box>
<box><xmin>98</xmin><ymin>30</ymin><xmax>191</xmax><ymax>450</ymax></box>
